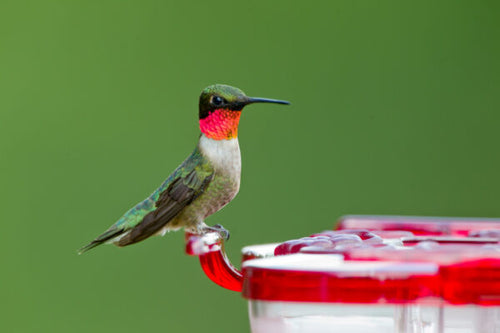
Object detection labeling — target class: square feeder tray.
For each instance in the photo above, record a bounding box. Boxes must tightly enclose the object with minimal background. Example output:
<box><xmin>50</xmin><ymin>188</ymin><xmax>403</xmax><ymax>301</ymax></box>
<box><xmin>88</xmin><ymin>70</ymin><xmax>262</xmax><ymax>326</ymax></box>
<box><xmin>185</xmin><ymin>216</ymin><xmax>500</xmax><ymax>333</ymax></box>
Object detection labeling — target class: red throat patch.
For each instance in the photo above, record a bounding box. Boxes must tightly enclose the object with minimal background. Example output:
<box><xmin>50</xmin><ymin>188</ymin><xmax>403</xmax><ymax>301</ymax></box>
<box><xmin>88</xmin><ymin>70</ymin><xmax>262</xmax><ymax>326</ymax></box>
<box><xmin>199</xmin><ymin>109</ymin><xmax>241</xmax><ymax>140</ymax></box>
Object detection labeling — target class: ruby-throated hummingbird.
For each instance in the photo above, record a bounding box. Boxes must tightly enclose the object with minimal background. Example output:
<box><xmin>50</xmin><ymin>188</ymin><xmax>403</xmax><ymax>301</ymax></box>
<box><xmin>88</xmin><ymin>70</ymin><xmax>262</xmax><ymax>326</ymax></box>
<box><xmin>79</xmin><ymin>84</ymin><xmax>290</xmax><ymax>254</ymax></box>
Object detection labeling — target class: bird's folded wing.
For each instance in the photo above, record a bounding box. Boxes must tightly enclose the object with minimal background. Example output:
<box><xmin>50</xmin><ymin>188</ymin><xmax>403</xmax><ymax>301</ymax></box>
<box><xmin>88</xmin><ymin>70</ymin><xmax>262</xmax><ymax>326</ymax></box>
<box><xmin>117</xmin><ymin>167</ymin><xmax>214</xmax><ymax>245</ymax></box>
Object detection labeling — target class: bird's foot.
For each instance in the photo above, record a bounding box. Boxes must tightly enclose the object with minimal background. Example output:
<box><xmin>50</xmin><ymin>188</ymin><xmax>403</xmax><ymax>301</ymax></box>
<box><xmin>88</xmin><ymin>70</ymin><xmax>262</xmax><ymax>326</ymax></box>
<box><xmin>204</xmin><ymin>224</ymin><xmax>230</xmax><ymax>241</ymax></box>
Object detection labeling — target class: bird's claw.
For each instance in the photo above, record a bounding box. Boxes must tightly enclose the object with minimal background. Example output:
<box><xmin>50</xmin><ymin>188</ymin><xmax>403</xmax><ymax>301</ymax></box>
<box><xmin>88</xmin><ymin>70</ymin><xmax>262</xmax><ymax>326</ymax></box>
<box><xmin>206</xmin><ymin>224</ymin><xmax>230</xmax><ymax>241</ymax></box>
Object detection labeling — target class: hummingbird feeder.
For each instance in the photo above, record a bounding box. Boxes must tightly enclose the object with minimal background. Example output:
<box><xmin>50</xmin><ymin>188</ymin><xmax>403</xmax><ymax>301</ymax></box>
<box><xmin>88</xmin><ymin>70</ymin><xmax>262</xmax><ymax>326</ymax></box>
<box><xmin>185</xmin><ymin>215</ymin><xmax>500</xmax><ymax>333</ymax></box>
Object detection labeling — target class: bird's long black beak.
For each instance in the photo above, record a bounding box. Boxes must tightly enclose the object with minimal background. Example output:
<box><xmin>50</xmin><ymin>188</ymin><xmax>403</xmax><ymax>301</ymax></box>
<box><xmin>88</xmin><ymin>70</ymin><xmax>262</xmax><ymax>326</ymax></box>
<box><xmin>247</xmin><ymin>97</ymin><xmax>291</xmax><ymax>105</ymax></box>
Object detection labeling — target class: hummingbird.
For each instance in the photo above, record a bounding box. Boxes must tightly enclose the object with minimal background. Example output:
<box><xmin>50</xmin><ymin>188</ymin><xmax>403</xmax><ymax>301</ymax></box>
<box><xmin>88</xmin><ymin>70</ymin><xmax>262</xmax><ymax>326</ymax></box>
<box><xmin>78</xmin><ymin>84</ymin><xmax>290</xmax><ymax>254</ymax></box>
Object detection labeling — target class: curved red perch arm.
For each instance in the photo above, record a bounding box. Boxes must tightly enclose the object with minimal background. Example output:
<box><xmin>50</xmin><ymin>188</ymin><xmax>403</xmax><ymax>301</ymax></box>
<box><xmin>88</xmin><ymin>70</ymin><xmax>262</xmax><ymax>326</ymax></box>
<box><xmin>185</xmin><ymin>232</ymin><xmax>243</xmax><ymax>292</ymax></box>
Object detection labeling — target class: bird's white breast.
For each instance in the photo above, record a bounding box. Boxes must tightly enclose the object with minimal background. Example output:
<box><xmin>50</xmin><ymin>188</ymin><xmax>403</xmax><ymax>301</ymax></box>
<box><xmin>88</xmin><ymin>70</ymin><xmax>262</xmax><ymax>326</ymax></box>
<box><xmin>199</xmin><ymin>134</ymin><xmax>241</xmax><ymax>181</ymax></box>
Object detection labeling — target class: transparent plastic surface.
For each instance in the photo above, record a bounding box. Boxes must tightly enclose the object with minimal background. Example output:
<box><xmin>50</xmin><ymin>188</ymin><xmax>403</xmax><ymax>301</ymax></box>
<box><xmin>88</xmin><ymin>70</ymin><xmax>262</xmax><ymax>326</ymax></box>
<box><xmin>249</xmin><ymin>301</ymin><xmax>500</xmax><ymax>333</ymax></box>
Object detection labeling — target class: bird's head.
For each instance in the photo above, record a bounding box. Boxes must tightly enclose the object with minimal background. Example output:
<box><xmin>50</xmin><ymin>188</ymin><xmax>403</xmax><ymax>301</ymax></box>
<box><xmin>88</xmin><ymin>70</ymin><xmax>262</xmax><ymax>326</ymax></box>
<box><xmin>199</xmin><ymin>84</ymin><xmax>290</xmax><ymax>140</ymax></box>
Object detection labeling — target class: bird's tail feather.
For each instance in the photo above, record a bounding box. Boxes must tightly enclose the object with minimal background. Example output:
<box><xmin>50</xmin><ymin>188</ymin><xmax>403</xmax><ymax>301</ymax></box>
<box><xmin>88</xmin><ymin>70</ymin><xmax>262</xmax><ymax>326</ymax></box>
<box><xmin>78</xmin><ymin>241</ymin><xmax>102</xmax><ymax>255</ymax></box>
<box><xmin>78</xmin><ymin>228</ymin><xmax>124</xmax><ymax>255</ymax></box>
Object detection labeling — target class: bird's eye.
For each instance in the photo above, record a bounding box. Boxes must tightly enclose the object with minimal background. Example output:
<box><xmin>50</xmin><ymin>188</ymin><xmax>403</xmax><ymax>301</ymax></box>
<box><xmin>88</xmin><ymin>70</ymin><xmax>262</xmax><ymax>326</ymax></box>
<box><xmin>211</xmin><ymin>96</ymin><xmax>224</xmax><ymax>106</ymax></box>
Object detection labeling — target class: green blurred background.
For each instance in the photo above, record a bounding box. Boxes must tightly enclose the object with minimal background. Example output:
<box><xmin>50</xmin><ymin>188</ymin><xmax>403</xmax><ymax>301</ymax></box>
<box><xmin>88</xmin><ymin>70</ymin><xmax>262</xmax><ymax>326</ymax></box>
<box><xmin>1</xmin><ymin>0</ymin><xmax>499</xmax><ymax>332</ymax></box>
